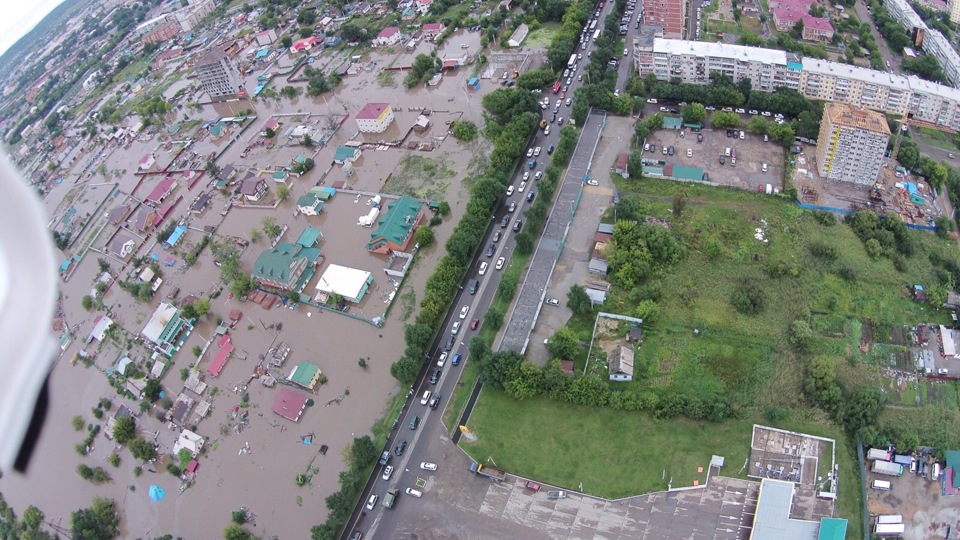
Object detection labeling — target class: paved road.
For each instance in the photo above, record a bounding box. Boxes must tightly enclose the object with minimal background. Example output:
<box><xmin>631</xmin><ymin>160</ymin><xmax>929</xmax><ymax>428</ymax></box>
<box><xmin>854</xmin><ymin>0</ymin><xmax>899</xmax><ymax>72</ymax></box>
<box><xmin>344</xmin><ymin>2</ymin><xmax>630</xmax><ymax>536</ymax></box>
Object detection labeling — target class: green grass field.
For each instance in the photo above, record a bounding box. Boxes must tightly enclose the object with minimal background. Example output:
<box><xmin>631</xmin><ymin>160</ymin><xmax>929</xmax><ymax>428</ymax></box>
<box><xmin>462</xmin><ymin>388</ymin><xmax>862</xmax><ymax>539</ymax></box>
<box><xmin>460</xmin><ymin>176</ymin><xmax>960</xmax><ymax>534</ymax></box>
<box><xmin>525</xmin><ymin>23</ymin><xmax>563</xmax><ymax>48</ymax></box>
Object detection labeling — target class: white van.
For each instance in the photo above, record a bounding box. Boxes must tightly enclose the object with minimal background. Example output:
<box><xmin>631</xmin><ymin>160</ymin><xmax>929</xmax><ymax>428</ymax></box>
<box><xmin>761</xmin><ymin>163</ymin><xmax>768</xmax><ymax>172</ymax></box>
<box><xmin>872</xmin><ymin>480</ymin><xmax>892</xmax><ymax>490</ymax></box>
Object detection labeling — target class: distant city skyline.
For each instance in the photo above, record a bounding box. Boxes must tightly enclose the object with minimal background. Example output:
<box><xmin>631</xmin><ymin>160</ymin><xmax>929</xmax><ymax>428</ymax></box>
<box><xmin>0</xmin><ymin>0</ymin><xmax>67</xmax><ymax>59</ymax></box>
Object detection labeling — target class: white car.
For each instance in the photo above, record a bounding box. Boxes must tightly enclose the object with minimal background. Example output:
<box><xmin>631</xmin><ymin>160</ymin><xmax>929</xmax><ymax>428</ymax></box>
<box><xmin>382</xmin><ymin>465</ymin><xmax>394</xmax><ymax>480</ymax></box>
<box><xmin>478</xmin><ymin>262</ymin><xmax>488</xmax><ymax>275</ymax></box>
<box><xmin>518</xmin><ymin>181</ymin><xmax>527</xmax><ymax>193</ymax></box>
<box><xmin>555</xmin><ymin>100</ymin><xmax>562</xmax><ymax>109</ymax></box>
<box><xmin>451</xmin><ymin>321</ymin><xmax>460</xmax><ymax>335</ymax></box>
<box><xmin>735</xmin><ymin>108</ymin><xmax>746</xmax><ymax>114</ymax></box>
<box><xmin>659</xmin><ymin>106</ymin><xmax>669</xmax><ymax>112</ymax></box>
<box><xmin>586</xmin><ymin>179</ymin><xmax>599</xmax><ymax>186</ymax></box>
<box><xmin>523</xmin><ymin>171</ymin><xmax>530</xmax><ymax>181</ymax></box>
<box><xmin>506</xmin><ymin>185</ymin><xmax>514</xmax><ymax>196</ymax></box>
<box><xmin>420</xmin><ymin>390</ymin><xmax>432</xmax><ymax>405</ymax></box>
<box><xmin>420</xmin><ymin>462</ymin><xmax>438</xmax><ymax>471</ymax></box>
<box><xmin>496</xmin><ymin>257</ymin><xmax>505</xmax><ymax>270</ymax></box>
<box><xmin>437</xmin><ymin>352</ymin><xmax>448</xmax><ymax>367</ymax></box>
<box><xmin>686</xmin><ymin>149</ymin><xmax>693</xmax><ymax>157</ymax></box>
<box><xmin>545</xmin><ymin>298</ymin><xmax>560</xmax><ymax>305</ymax></box>
<box><xmin>565</xmin><ymin>98</ymin><xmax>572</xmax><ymax>106</ymax></box>
<box><xmin>761</xmin><ymin>111</ymin><xmax>772</xmax><ymax>117</ymax></box>
<box><xmin>647</xmin><ymin>98</ymin><xmax>658</xmax><ymax>104</ymax></box>
<box><xmin>405</xmin><ymin>488</ymin><xmax>423</xmax><ymax>497</ymax></box>
<box><xmin>535</xmin><ymin>171</ymin><xmax>543</xmax><ymax>180</ymax></box>
<box><xmin>526</xmin><ymin>148</ymin><xmax>534</xmax><ymax>158</ymax></box>
<box><xmin>366</xmin><ymin>495</ymin><xmax>378</xmax><ymax>510</ymax></box>
<box><xmin>459</xmin><ymin>305</ymin><xmax>469</xmax><ymax>319</ymax></box>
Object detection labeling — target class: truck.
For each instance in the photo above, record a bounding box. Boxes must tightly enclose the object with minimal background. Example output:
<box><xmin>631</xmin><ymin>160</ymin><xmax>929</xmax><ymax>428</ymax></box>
<box><xmin>568</xmin><ymin>54</ymin><xmax>577</xmax><ymax>68</ymax></box>
<box><xmin>593</xmin><ymin>29</ymin><xmax>601</xmax><ymax>42</ymax></box>
<box><xmin>876</xmin><ymin>515</ymin><xmax>903</xmax><ymax>524</ymax></box>
<box><xmin>867</xmin><ymin>448</ymin><xmax>891</xmax><ymax>461</ymax></box>
<box><xmin>871</xmin><ymin>480</ymin><xmax>892</xmax><ymax>490</ymax></box>
<box><xmin>469</xmin><ymin>461</ymin><xmax>507</xmax><ymax>481</ymax></box>
<box><xmin>872</xmin><ymin>460</ymin><xmax>904</xmax><ymax>477</ymax></box>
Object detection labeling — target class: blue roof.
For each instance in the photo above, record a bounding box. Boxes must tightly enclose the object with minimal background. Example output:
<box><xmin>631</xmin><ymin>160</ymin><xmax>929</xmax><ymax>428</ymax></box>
<box><xmin>166</xmin><ymin>225</ymin><xmax>187</xmax><ymax>246</ymax></box>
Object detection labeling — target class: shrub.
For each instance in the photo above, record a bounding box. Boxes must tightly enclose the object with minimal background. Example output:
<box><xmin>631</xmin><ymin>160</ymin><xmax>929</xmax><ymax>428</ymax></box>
<box><xmin>731</xmin><ymin>279</ymin><xmax>765</xmax><ymax>314</ymax></box>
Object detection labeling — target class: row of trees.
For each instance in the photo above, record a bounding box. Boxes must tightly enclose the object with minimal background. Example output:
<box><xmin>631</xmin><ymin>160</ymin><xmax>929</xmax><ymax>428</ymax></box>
<box><xmin>404</xmin><ymin>54</ymin><xmax>442</xmax><ymax>88</ymax></box>
<box><xmin>309</xmin><ymin>436</ymin><xmax>381</xmax><ymax>539</ymax></box>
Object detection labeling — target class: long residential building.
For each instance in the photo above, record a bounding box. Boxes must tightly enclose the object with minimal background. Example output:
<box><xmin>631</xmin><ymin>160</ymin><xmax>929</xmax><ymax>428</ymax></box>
<box><xmin>634</xmin><ymin>38</ymin><xmax>960</xmax><ymax>131</ymax></box>
<box><xmin>881</xmin><ymin>0</ymin><xmax>960</xmax><ymax>87</ymax></box>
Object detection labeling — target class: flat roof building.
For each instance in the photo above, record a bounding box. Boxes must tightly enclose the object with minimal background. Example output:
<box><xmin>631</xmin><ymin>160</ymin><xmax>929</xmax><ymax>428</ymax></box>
<box><xmin>750</xmin><ymin>479</ymin><xmax>847</xmax><ymax>540</ymax></box>
<box><xmin>816</xmin><ymin>102</ymin><xmax>890</xmax><ymax>185</ymax></box>
<box><xmin>194</xmin><ymin>50</ymin><xmax>243</xmax><ymax>102</ymax></box>
<box><xmin>314</xmin><ymin>264</ymin><xmax>373</xmax><ymax>304</ymax></box>
<box><xmin>643</xmin><ymin>0</ymin><xmax>685</xmax><ymax>37</ymax></box>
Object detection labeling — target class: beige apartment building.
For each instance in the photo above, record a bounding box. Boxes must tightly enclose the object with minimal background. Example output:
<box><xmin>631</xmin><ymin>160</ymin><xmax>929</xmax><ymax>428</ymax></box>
<box><xmin>816</xmin><ymin>103</ymin><xmax>891</xmax><ymax>185</ymax></box>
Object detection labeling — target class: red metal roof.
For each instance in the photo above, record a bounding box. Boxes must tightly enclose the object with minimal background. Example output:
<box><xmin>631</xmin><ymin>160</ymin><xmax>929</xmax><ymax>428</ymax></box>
<box><xmin>208</xmin><ymin>336</ymin><xmax>233</xmax><ymax>377</ymax></box>
<box><xmin>152</xmin><ymin>196</ymin><xmax>180</xmax><ymax>227</ymax></box>
<box><xmin>146</xmin><ymin>177</ymin><xmax>176</xmax><ymax>204</ymax></box>
<box><xmin>272</xmin><ymin>388</ymin><xmax>309</xmax><ymax>422</ymax></box>
<box><xmin>356</xmin><ymin>103</ymin><xmax>391</xmax><ymax>120</ymax></box>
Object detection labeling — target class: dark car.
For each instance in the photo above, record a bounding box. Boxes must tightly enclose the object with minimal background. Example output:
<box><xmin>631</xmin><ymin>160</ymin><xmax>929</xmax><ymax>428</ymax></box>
<box><xmin>719</xmin><ymin>155</ymin><xmax>726</xmax><ymax>164</ymax></box>
<box><xmin>547</xmin><ymin>144</ymin><xmax>555</xmax><ymax>154</ymax></box>
<box><xmin>500</xmin><ymin>215</ymin><xmax>510</xmax><ymax>228</ymax></box>
<box><xmin>527</xmin><ymin>191</ymin><xmax>536</xmax><ymax>203</ymax></box>
<box><xmin>697</xmin><ymin>133</ymin><xmax>703</xmax><ymax>142</ymax></box>
<box><xmin>508</xmin><ymin>201</ymin><xmax>516</xmax><ymax>213</ymax></box>
<box><xmin>443</xmin><ymin>335</ymin><xmax>455</xmax><ymax>350</ymax></box>
<box><xmin>394</xmin><ymin>440</ymin><xmax>407</xmax><ymax>456</ymax></box>
<box><xmin>430</xmin><ymin>369</ymin><xmax>442</xmax><ymax>384</ymax></box>
<box><xmin>379</xmin><ymin>451</ymin><xmax>391</xmax><ymax>465</ymax></box>
<box><xmin>513</xmin><ymin>219</ymin><xmax>524</xmax><ymax>232</ymax></box>
<box><xmin>493</xmin><ymin>230</ymin><xmax>502</xmax><ymax>242</ymax></box>
<box><xmin>452</xmin><ymin>353</ymin><xmax>462</xmax><ymax>366</ymax></box>
<box><xmin>667</xmin><ymin>146</ymin><xmax>675</xmax><ymax>156</ymax></box>
<box><xmin>428</xmin><ymin>394</ymin><xmax>441</xmax><ymax>409</ymax></box>
<box><xmin>485</xmin><ymin>243</ymin><xmax>496</xmax><ymax>257</ymax></box>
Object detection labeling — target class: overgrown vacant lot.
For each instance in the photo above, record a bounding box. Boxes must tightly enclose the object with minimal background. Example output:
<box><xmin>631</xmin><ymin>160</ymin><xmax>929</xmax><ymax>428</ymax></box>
<box><xmin>463</xmin><ymin>177</ymin><xmax>960</xmax><ymax>537</ymax></box>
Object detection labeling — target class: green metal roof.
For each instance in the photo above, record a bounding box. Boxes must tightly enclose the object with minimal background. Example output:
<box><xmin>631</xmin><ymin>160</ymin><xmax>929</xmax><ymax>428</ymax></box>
<box><xmin>662</xmin><ymin>116</ymin><xmax>682</xmax><ymax>128</ymax></box>
<box><xmin>334</xmin><ymin>146</ymin><xmax>359</xmax><ymax>162</ymax></box>
<box><xmin>296</xmin><ymin>227</ymin><xmax>322</xmax><ymax>247</ymax></box>
<box><xmin>289</xmin><ymin>361</ymin><xmax>321</xmax><ymax>389</ymax></box>
<box><xmin>297</xmin><ymin>194</ymin><xmax>324</xmax><ymax>211</ymax></box>
<box><xmin>251</xmin><ymin>243</ymin><xmax>321</xmax><ymax>290</ymax></box>
<box><xmin>272</xmin><ymin>170</ymin><xmax>289</xmax><ymax>180</ymax></box>
<box><xmin>671</xmin><ymin>165</ymin><xmax>705</xmax><ymax>181</ymax></box>
<box><xmin>367</xmin><ymin>195</ymin><xmax>422</xmax><ymax>250</ymax></box>
<box><xmin>817</xmin><ymin>518</ymin><xmax>847</xmax><ymax>540</ymax></box>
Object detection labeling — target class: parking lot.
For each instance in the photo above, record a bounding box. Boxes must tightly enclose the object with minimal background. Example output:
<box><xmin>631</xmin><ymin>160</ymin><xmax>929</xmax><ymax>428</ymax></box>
<box><xmin>644</xmin><ymin>123</ymin><xmax>786</xmax><ymax>193</ymax></box>
<box><xmin>388</xmin><ymin>447</ymin><xmax>758</xmax><ymax>539</ymax></box>
<box><xmin>866</xmin><ymin>458</ymin><xmax>955</xmax><ymax>539</ymax></box>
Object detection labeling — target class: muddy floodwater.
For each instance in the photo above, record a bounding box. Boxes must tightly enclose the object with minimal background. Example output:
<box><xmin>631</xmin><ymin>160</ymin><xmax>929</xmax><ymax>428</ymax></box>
<box><xmin>0</xmin><ymin>29</ymin><xmax>518</xmax><ymax>537</ymax></box>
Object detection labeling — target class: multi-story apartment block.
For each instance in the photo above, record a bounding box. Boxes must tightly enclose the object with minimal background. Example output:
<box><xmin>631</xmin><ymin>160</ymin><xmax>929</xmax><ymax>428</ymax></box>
<box><xmin>882</xmin><ymin>0</ymin><xmax>960</xmax><ymax>87</ymax></box>
<box><xmin>175</xmin><ymin>0</ymin><xmax>215</xmax><ymax>32</ymax></box>
<box><xmin>634</xmin><ymin>39</ymin><xmax>960</xmax><ymax>132</ymax></box>
<box><xmin>637</xmin><ymin>39</ymin><xmax>803</xmax><ymax>90</ymax></box>
<box><xmin>642</xmin><ymin>0</ymin><xmax>685</xmax><ymax>38</ymax></box>
<box><xmin>950</xmin><ymin>0</ymin><xmax>960</xmax><ymax>25</ymax></box>
<box><xmin>816</xmin><ymin>103</ymin><xmax>890</xmax><ymax>185</ymax></box>
<box><xmin>194</xmin><ymin>50</ymin><xmax>243</xmax><ymax>101</ymax></box>
<box><xmin>800</xmin><ymin>59</ymin><xmax>911</xmax><ymax>116</ymax></box>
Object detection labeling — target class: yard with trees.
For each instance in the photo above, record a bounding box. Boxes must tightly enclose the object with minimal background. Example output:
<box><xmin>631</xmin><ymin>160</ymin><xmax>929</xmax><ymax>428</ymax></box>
<box><xmin>461</xmin><ymin>176</ymin><xmax>960</xmax><ymax>537</ymax></box>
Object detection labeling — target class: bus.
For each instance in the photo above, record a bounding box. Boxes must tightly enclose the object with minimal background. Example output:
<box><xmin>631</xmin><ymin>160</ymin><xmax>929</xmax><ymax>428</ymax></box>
<box><xmin>552</xmin><ymin>81</ymin><xmax>562</xmax><ymax>94</ymax></box>
<box><xmin>568</xmin><ymin>54</ymin><xmax>577</xmax><ymax>68</ymax></box>
<box><xmin>590</xmin><ymin>20</ymin><xmax>598</xmax><ymax>30</ymax></box>
<box><xmin>593</xmin><ymin>29</ymin><xmax>601</xmax><ymax>42</ymax></box>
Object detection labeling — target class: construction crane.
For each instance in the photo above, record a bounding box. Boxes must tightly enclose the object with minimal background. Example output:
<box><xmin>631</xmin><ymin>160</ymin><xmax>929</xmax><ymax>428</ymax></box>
<box><xmin>890</xmin><ymin>116</ymin><xmax>908</xmax><ymax>164</ymax></box>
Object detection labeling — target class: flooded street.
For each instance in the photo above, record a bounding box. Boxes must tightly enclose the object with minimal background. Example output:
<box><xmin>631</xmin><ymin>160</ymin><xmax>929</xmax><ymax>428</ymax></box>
<box><xmin>1</xmin><ymin>28</ymin><xmax>511</xmax><ymax>537</ymax></box>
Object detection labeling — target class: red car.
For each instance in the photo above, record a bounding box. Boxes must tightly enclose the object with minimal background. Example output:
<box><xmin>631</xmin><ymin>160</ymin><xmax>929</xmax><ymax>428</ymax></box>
<box><xmin>526</xmin><ymin>481</ymin><xmax>541</xmax><ymax>492</ymax></box>
<box><xmin>470</xmin><ymin>318</ymin><xmax>480</xmax><ymax>330</ymax></box>
<box><xmin>560</xmin><ymin>91</ymin><xmax>566</xmax><ymax>99</ymax></box>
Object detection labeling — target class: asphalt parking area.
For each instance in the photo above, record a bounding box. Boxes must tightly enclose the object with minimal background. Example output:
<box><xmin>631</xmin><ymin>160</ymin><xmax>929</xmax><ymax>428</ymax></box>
<box><xmin>646</xmin><ymin>126</ymin><xmax>786</xmax><ymax>193</ymax></box>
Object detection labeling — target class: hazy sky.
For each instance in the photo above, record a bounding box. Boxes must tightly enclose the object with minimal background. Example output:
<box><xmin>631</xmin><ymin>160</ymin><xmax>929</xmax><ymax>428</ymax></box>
<box><xmin>0</xmin><ymin>0</ymin><xmax>67</xmax><ymax>58</ymax></box>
